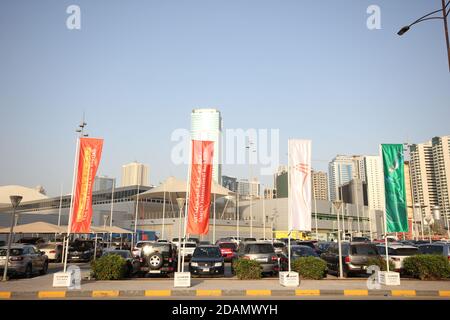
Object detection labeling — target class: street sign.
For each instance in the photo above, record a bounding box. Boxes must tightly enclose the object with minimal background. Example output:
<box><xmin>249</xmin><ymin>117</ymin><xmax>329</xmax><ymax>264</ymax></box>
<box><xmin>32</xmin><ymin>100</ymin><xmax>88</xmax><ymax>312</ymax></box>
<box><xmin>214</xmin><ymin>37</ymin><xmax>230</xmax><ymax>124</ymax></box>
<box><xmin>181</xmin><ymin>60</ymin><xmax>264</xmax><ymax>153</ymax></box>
<box><xmin>174</xmin><ymin>272</ymin><xmax>191</xmax><ymax>288</ymax></box>
<box><xmin>378</xmin><ymin>271</ymin><xmax>401</xmax><ymax>286</ymax></box>
<box><xmin>53</xmin><ymin>272</ymin><xmax>72</xmax><ymax>287</ymax></box>
<box><xmin>279</xmin><ymin>272</ymin><xmax>300</xmax><ymax>287</ymax></box>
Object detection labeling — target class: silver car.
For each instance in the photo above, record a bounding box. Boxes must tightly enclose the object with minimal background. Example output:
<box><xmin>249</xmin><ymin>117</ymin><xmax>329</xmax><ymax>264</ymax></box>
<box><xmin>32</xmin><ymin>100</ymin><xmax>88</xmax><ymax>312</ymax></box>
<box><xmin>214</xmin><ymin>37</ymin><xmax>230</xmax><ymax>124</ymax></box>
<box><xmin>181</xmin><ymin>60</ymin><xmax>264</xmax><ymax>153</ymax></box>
<box><xmin>232</xmin><ymin>242</ymin><xmax>279</xmax><ymax>275</ymax></box>
<box><xmin>0</xmin><ymin>244</ymin><xmax>48</xmax><ymax>278</ymax></box>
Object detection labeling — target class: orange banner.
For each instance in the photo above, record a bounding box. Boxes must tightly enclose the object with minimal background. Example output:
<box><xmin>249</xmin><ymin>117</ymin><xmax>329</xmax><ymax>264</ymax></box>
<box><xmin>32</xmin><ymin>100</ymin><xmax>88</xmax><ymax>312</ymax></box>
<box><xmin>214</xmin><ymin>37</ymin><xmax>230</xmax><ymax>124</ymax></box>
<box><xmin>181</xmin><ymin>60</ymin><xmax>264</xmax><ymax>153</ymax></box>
<box><xmin>187</xmin><ymin>140</ymin><xmax>214</xmax><ymax>236</ymax></box>
<box><xmin>70</xmin><ymin>138</ymin><xmax>104</xmax><ymax>234</ymax></box>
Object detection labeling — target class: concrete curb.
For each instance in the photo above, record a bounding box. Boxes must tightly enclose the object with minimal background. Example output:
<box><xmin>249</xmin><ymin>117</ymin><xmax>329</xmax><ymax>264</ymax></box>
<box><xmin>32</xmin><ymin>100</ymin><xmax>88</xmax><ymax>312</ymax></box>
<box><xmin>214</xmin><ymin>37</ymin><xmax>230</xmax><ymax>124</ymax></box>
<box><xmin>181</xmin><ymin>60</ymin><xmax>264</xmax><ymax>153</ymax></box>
<box><xmin>1</xmin><ymin>290</ymin><xmax>449</xmax><ymax>299</ymax></box>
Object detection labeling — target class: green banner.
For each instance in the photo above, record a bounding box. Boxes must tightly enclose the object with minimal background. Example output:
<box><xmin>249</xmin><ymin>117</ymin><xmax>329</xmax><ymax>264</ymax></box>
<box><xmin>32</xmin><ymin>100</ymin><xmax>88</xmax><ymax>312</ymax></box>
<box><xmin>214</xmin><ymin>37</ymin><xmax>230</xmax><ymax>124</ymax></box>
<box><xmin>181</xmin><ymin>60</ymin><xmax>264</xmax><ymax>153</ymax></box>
<box><xmin>381</xmin><ymin>144</ymin><xmax>408</xmax><ymax>233</ymax></box>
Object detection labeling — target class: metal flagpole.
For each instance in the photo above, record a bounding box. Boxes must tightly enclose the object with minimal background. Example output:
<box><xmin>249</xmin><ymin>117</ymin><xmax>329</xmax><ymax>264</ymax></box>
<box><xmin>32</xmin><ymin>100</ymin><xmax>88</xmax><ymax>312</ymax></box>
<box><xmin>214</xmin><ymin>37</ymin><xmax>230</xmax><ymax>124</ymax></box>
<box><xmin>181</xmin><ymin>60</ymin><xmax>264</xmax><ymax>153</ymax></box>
<box><xmin>181</xmin><ymin>140</ymin><xmax>193</xmax><ymax>273</ymax></box>
<box><xmin>213</xmin><ymin>193</ymin><xmax>216</xmax><ymax>244</ymax></box>
<box><xmin>132</xmin><ymin>167</ymin><xmax>141</xmax><ymax>250</ymax></box>
<box><xmin>109</xmin><ymin>179</ymin><xmax>115</xmax><ymax>248</ymax></box>
<box><xmin>162</xmin><ymin>190</ymin><xmax>166</xmax><ymax>240</ymax></box>
<box><xmin>63</xmin><ymin>137</ymin><xmax>80</xmax><ymax>273</ymax></box>
<box><xmin>287</xmin><ymin>140</ymin><xmax>292</xmax><ymax>273</ymax></box>
<box><xmin>236</xmin><ymin>193</ymin><xmax>240</xmax><ymax>241</ymax></box>
<box><xmin>380</xmin><ymin>145</ymin><xmax>390</xmax><ymax>272</ymax></box>
<box><xmin>262</xmin><ymin>187</ymin><xmax>266</xmax><ymax>240</ymax></box>
<box><xmin>313</xmin><ymin>186</ymin><xmax>318</xmax><ymax>241</ymax></box>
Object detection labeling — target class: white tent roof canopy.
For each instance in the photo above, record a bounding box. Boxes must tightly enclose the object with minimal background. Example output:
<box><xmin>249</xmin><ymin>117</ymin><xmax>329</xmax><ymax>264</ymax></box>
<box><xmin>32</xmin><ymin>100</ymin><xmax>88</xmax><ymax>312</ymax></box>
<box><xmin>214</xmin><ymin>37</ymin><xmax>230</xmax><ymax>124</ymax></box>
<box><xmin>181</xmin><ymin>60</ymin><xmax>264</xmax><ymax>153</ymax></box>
<box><xmin>136</xmin><ymin>176</ymin><xmax>235</xmax><ymax>202</ymax></box>
<box><xmin>0</xmin><ymin>222</ymin><xmax>133</xmax><ymax>235</ymax></box>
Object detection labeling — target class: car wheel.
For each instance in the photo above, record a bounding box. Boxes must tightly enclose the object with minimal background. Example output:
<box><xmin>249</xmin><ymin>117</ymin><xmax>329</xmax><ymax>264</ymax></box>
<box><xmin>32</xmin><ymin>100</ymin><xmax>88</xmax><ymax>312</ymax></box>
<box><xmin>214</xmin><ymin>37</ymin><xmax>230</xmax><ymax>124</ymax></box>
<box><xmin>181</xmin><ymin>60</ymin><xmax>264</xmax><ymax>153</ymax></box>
<box><xmin>24</xmin><ymin>264</ymin><xmax>33</xmax><ymax>278</ymax></box>
<box><xmin>40</xmin><ymin>261</ymin><xmax>49</xmax><ymax>275</ymax></box>
<box><xmin>147</xmin><ymin>253</ymin><xmax>164</xmax><ymax>270</ymax></box>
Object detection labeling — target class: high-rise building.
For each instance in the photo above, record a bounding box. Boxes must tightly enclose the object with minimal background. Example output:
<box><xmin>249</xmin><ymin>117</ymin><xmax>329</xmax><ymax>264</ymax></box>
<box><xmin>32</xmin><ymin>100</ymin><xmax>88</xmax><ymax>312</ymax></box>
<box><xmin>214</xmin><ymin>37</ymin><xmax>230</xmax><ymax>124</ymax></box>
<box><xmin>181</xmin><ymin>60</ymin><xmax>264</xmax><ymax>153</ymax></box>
<box><xmin>238</xmin><ymin>178</ymin><xmax>260</xmax><ymax>199</ymax></box>
<box><xmin>191</xmin><ymin>108</ymin><xmax>222</xmax><ymax>184</ymax></box>
<box><xmin>93</xmin><ymin>176</ymin><xmax>115</xmax><ymax>192</ymax></box>
<box><xmin>432</xmin><ymin>136</ymin><xmax>450</xmax><ymax>220</ymax></box>
<box><xmin>410</xmin><ymin>141</ymin><xmax>437</xmax><ymax>218</ymax></box>
<box><xmin>410</xmin><ymin>136</ymin><xmax>450</xmax><ymax>220</ymax></box>
<box><xmin>364</xmin><ymin>156</ymin><xmax>384</xmax><ymax>211</ymax></box>
<box><xmin>121</xmin><ymin>162</ymin><xmax>149</xmax><ymax>187</ymax></box>
<box><xmin>274</xmin><ymin>166</ymin><xmax>288</xmax><ymax>198</ymax></box>
<box><xmin>222</xmin><ymin>175</ymin><xmax>238</xmax><ymax>193</ymax></box>
<box><xmin>312</xmin><ymin>170</ymin><xmax>329</xmax><ymax>201</ymax></box>
<box><xmin>328</xmin><ymin>155</ymin><xmax>360</xmax><ymax>201</ymax></box>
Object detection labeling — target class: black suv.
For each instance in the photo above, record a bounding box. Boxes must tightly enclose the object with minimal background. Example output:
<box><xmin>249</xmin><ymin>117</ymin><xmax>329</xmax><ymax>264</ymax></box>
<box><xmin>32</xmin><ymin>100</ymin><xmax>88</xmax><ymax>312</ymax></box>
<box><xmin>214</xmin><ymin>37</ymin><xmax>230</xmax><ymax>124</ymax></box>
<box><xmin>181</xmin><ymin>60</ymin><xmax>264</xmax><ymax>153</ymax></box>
<box><xmin>67</xmin><ymin>239</ymin><xmax>96</xmax><ymax>262</ymax></box>
<box><xmin>139</xmin><ymin>242</ymin><xmax>177</xmax><ymax>277</ymax></box>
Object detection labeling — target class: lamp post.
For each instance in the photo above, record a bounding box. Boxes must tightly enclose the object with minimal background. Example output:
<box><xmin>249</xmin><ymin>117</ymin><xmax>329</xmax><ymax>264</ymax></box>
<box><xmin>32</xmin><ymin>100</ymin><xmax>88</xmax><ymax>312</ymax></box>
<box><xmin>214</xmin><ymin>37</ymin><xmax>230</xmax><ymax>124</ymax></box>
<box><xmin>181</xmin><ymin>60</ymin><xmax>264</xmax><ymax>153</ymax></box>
<box><xmin>333</xmin><ymin>200</ymin><xmax>344</xmax><ymax>279</ymax></box>
<box><xmin>176</xmin><ymin>198</ymin><xmax>186</xmax><ymax>273</ymax></box>
<box><xmin>2</xmin><ymin>195</ymin><xmax>23</xmax><ymax>281</ymax></box>
<box><xmin>397</xmin><ymin>0</ymin><xmax>450</xmax><ymax>72</ymax></box>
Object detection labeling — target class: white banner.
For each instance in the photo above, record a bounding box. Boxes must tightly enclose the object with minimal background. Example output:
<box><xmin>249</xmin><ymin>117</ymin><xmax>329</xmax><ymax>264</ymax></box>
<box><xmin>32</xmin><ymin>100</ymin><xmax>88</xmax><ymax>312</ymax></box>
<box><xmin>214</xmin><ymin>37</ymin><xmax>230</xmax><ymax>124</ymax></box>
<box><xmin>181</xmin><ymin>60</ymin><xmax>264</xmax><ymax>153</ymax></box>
<box><xmin>288</xmin><ymin>139</ymin><xmax>312</xmax><ymax>231</ymax></box>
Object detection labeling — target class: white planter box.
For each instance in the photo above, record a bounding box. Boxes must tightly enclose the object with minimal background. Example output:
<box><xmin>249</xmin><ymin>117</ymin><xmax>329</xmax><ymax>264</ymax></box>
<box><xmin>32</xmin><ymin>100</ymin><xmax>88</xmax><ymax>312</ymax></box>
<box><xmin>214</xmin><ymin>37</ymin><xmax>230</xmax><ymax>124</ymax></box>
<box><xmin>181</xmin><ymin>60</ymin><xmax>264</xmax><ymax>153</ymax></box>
<box><xmin>53</xmin><ymin>272</ymin><xmax>73</xmax><ymax>288</ymax></box>
<box><xmin>279</xmin><ymin>272</ymin><xmax>300</xmax><ymax>287</ymax></box>
<box><xmin>378</xmin><ymin>271</ymin><xmax>401</xmax><ymax>286</ymax></box>
<box><xmin>174</xmin><ymin>272</ymin><xmax>191</xmax><ymax>288</ymax></box>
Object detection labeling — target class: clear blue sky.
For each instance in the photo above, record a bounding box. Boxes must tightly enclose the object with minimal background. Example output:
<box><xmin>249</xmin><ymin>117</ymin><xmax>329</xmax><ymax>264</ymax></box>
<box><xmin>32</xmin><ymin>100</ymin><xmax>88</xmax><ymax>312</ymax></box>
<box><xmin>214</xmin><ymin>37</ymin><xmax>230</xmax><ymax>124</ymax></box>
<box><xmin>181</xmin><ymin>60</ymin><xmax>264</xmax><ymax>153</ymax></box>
<box><xmin>1</xmin><ymin>0</ymin><xmax>449</xmax><ymax>196</ymax></box>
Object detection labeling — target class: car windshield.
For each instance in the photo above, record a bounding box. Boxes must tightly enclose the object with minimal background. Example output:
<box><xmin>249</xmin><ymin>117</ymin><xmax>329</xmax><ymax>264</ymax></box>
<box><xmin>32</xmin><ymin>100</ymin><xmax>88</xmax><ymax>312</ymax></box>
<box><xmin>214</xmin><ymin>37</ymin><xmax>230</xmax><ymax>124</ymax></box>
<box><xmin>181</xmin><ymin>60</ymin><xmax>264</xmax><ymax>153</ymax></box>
<box><xmin>219</xmin><ymin>243</ymin><xmax>236</xmax><ymax>250</ymax></box>
<box><xmin>194</xmin><ymin>247</ymin><xmax>221</xmax><ymax>258</ymax></box>
<box><xmin>0</xmin><ymin>248</ymin><xmax>23</xmax><ymax>256</ymax></box>
<box><xmin>351</xmin><ymin>245</ymin><xmax>378</xmax><ymax>255</ymax></box>
<box><xmin>71</xmin><ymin>241</ymin><xmax>93</xmax><ymax>250</ymax></box>
<box><xmin>273</xmin><ymin>243</ymin><xmax>285</xmax><ymax>248</ymax></box>
<box><xmin>246</xmin><ymin>244</ymin><xmax>274</xmax><ymax>254</ymax></box>
<box><xmin>104</xmin><ymin>251</ymin><xmax>131</xmax><ymax>259</ymax></box>
<box><xmin>292</xmin><ymin>247</ymin><xmax>315</xmax><ymax>256</ymax></box>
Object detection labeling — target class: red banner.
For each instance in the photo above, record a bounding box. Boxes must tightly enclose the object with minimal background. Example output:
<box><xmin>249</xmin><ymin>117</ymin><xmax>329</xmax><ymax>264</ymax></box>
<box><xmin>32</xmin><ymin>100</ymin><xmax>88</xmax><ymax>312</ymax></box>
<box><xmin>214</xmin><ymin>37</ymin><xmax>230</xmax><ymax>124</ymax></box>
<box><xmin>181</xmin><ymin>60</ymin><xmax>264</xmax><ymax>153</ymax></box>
<box><xmin>187</xmin><ymin>140</ymin><xmax>214</xmax><ymax>235</ymax></box>
<box><xmin>70</xmin><ymin>138</ymin><xmax>104</xmax><ymax>234</ymax></box>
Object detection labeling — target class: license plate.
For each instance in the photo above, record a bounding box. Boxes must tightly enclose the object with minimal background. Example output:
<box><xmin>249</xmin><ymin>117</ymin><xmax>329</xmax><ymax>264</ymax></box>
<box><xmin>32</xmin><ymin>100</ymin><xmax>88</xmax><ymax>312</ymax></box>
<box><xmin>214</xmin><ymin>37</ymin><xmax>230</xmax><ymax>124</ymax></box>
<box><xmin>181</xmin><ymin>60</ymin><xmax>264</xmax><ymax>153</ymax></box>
<box><xmin>256</xmin><ymin>258</ymin><xmax>267</xmax><ymax>262</ymax></box>
<box><xmin>202</xmin><ymin>268</ymin><xmax>210</xmax><ymax>272</ymax></box>
<box><xmin>150</xmin><ymin>270</ymin><xmax>161</xmax><ymax>274</ymax></box>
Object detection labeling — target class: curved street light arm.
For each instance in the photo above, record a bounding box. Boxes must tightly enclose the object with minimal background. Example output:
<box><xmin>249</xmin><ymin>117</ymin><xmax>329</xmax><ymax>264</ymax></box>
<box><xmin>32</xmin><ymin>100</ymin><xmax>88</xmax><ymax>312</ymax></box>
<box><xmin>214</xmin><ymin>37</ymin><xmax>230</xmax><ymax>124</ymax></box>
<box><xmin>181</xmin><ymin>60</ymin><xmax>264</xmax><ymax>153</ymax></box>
<box><xmin>408</xmin><ymin>4</ymin><xmax>448</xmax><ymax>28</ymax></box>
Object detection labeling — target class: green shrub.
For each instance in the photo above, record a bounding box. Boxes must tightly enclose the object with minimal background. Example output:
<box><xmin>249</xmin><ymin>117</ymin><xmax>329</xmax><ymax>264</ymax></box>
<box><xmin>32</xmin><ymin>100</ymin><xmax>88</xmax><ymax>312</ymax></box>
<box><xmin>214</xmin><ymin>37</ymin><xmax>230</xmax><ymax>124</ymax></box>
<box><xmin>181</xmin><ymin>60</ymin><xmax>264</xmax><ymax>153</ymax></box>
<box><xmin>366</xmin><ymin>257</ymin><xmax>395</xmax><ymax>272</ymax></box>
<box><xmin>403</xmin><ymin>255</ymin><xmax>450</xmax><ymax>280</ymax></box>
<box><xmin>91</xmin><ymin>254</ymin><xmax>128</xmax><ymax>280</ymax></box>
<box><xmin>291</xmin><ymin>257</ymin><xmax>327</xmax><ymax>280</ymax></box>
<box><xmin>232</xmin><ymin>259</ymin><xmax>262</xmax><ymax>280</ymax></box>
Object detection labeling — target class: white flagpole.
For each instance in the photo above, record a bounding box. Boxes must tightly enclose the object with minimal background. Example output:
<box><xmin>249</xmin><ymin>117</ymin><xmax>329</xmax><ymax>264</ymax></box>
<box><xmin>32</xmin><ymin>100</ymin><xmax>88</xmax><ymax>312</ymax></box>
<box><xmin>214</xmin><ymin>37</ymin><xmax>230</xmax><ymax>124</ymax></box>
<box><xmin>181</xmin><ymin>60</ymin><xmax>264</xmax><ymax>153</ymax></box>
<box><xmin>380</xmin><ymin>145</ymin><xmax>390</xmax><ymax>273</ymax></box>
<box><xmin>162</xmin><ymin>190</ymin><xmax>166</xmax><ymax>240</ymax></box>
<box><xmin>56</xmin><ymin>183</ymin><xmax>63</xmax><ymax>242</ymax></box>
<box><xmin>63</xmin><ymin>137</ymin><xmax>80</xmax><ymax>273</ymax></box>
<box><xmin>313</xmin><ymin>186</ymin><xmax>318</xmax><ymax>241</ymax></box>
<box><xmin>262</xmin><ymin>186</ymin><xmax>266</xmax><ymax>240</ymax></box>
<box><xmin>132</xmin><ymin>166</ymin><xmax>141</xmax><ymax>249</ymax></box>
<box><xmin>181</xmin><ymin>140</ymin><xmax>193</xmax><ymax>273</ymax></box>
<box><xmin>287</xmin><ymin>140</ymin><xmax>292</xmax><ymax>273</ymax></box>
<box><xmin>109</xmin><ymin>179</ymin><xmax>115</xmax><ymax>248</ymax></box>
<box><xmin>213</xmin><ymin>193</ymin><xmax>216</xmax><ymax>244</ymax></box>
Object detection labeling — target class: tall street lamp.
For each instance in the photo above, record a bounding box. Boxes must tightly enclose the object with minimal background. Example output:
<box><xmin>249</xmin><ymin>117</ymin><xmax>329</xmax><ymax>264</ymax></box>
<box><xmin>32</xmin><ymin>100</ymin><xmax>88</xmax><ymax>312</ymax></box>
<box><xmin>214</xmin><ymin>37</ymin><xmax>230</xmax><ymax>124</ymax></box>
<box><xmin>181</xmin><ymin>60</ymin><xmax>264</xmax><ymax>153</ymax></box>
<box><xmin>332</xmin><ymin>200</ymin><xmax>344</xmax><ymax>279</ymax></box>
<box><xmin>397</xmin><ymin>0</ymin><xmax>450</xmax><ymax>72</ymax></box>
<box><xmin>2</xmin><ymin>195</ymin><xmax>23</xmax><ymax>281</ymax></box>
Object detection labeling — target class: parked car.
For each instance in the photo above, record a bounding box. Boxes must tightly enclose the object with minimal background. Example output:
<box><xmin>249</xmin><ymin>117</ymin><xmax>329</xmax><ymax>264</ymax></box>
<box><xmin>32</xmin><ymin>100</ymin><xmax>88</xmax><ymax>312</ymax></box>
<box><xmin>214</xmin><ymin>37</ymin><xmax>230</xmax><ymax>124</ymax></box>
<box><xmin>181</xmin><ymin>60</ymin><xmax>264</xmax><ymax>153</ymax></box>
<box><xmin>0</xmin><ymin>244</ymin><xmax>48</xmax><ymax>278</ymax></box>
<box><xmin>376</xmin><ymin>244</ymin><xmax>419</xmax><ymax>272</ymax></box>
<box><xmin>418</xmin><ymin>243</ymin><xmax>450</xmax><ymax>261</ymax></box>
<box><xmin>139</xmin><ymin>242</ymin><xmax>177</xmax><ymax>276</ymax></box>
<box><xmin>232</xmin><ymin>242</ymin><xmax>279</xmax><ymax>276</ymax></box>
<box><xmin>290</xmin><ymin>245</ymin><xmax>320</xmax><ymax>258</ymax></box>
<box><xmin>102</xmin><ymin>249</ymin><xmax>140</xmax><ymax>277</ymax></box>
<box><xmin>38</xmin><ymin>242</ymin><xmax>63</xmax><ymax>262</ymax></box>
<box><xmin>67</xmin><ymin>239</ymin><xmax>95</xmax><ymax>262</ymax></box>
<box><xmin>272</xmin><ymin>241</ymin><xmax>286</xmax><ymax>255</ymax></box>
<box><xmin>0</xmin><ymin>241</ymin><xmax>5</xmax><ymax>247</ymax></box>
<box><xmin>179</xmin><ymin>242</ymin><xmax>197</xmax><ymax>261</ymax></box>
<box><xmin>133</xmin><ymin>241</ymin><xmax>155</xmax><ymax>257</ymax></box>
<box><xmin>321</xmin><ymin>242</ymin><xmax>380</xmax><ymax>277</ymax></box>
<box><xmin>218</xmin><ymin>242</ymin><xmax>237</xmax><ymax>262</ymax></box>
<box><xmin>17</xmin><ymin>237</ymin><xmax>45</xmax><ymax>246</ymax></box>
<box><xmin>189</xmin><ymin>246</ymin><xmax>225</xmax><ymax>277</ymax></box>
<box><xmin>315</xmin><ymin>242</ymin><xmax>333</xmax><ymax>255</ymax></box>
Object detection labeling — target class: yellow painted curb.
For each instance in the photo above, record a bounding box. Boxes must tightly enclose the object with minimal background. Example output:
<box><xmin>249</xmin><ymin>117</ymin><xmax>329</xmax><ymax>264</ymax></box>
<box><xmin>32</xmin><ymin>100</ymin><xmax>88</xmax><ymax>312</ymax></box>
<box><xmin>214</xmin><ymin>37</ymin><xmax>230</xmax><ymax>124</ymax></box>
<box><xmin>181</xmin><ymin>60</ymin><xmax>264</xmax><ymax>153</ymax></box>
<box><xmin>197</xmin><ymin>290</ymin><xmax>222</xmax><ymax>297</ymax></box>
<box><xmin>246</xmin><ymin>290</ymin><xmax>271</xmax><ymax>296</ymax></box>
<box><xmin>344</xmin><ymin>290</ymin><xmax>369</xmax><ymax>297</ymax></box>
<box><xmin>0</xmin><ymin>292</ymin><xmax>11</xmax><ymax>299</ymax></box>
<box><xmin>145</xmin><ymin>290</ymin><xmax>172</xmax><ymax>297</ymax></box>
<box><xmin>295</xmin><ymin>290</ymin><xmax>321</xmax><ymax>296</ymax></box>
<box><xmin>392</xmin><ymin>290</ymin><xmax>416</xmax><ymax>297</ymax></box>
<box><xmin>439</xmin><ymin>291</ymin><xmax>450</xmax><ymax>297</ymax></box>
<box><xmin>38</xmin><ymin>291</ymin><xmax>66</xmax><ymax>299</ymax></box>
<box><xmin>92</xmin><ymin>291</ymin><xmax>120</xmax><ymax>298</ymax></box>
